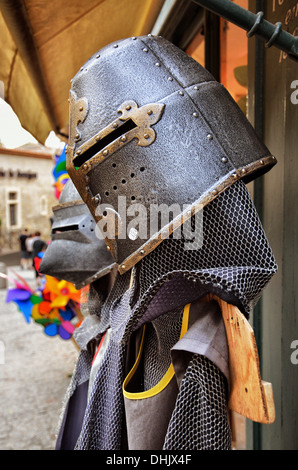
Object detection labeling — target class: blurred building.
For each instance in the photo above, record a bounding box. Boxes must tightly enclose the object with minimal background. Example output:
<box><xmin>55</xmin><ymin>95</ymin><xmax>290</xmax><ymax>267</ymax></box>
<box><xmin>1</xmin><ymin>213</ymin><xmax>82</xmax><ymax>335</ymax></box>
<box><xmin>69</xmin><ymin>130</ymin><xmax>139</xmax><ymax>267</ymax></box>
<box><xmin>0</xmin><ymin>143</ymin><xmax>57</xmax><ymax>252</ymax></box>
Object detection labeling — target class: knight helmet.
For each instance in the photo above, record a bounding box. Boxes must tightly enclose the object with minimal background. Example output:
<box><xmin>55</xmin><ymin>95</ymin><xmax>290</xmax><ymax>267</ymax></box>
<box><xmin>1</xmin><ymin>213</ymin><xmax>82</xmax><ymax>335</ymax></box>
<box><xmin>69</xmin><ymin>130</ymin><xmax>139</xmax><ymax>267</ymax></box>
<box><xmin>39</xmin><ymin>179</ymin><xmax>116</xmax><ymax>288</ymax></box>
<box><xmin>66</xmin><ymin>35</ymin><xmax>276</xmax><ymax>274</ymax></box>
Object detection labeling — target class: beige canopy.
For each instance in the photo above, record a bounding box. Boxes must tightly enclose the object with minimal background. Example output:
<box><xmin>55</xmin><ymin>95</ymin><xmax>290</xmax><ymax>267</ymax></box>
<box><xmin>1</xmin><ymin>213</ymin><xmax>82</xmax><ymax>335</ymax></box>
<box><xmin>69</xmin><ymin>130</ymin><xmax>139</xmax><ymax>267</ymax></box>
<box><xmin>0</xmin><ymin>0</ymin><xmax>165</xmax><ymax>144</ymax></box>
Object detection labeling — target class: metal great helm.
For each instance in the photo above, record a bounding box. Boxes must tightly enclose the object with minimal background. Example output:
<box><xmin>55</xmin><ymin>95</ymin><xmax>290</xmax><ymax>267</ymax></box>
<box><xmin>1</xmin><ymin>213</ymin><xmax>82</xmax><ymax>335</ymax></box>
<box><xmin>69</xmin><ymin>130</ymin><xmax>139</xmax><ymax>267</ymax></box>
<box><xmin>39</xmin><ymin>179</ymin><xmax>116</xmax><ymax>288</ymax></box>
<box><xmin>66</xmin><ymin>35</ymin><xmax>276</xmax><ymax>274</ymax></box>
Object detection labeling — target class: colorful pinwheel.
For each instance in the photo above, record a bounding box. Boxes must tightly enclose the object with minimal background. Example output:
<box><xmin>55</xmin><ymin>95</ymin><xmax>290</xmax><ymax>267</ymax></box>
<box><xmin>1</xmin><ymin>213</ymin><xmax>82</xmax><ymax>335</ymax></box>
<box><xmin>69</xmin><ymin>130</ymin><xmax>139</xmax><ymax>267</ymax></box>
<box><xmin>3</xmin><ymin>269</ymin><xmax>83</xmax><ymax>341</ymax></box>
<box><xmin>43</xmin><ymin>276</ymin><xmax>81</xmax><ymax>308</ymax></box>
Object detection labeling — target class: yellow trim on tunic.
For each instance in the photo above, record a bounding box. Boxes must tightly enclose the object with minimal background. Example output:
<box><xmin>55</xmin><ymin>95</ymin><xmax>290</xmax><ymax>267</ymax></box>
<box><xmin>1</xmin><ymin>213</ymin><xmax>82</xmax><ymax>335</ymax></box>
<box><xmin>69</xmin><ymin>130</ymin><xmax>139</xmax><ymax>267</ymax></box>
<box><xmin>123</xmin><ymin>303</ymin><xmax>190</xmax><ymax>400</ymax></box>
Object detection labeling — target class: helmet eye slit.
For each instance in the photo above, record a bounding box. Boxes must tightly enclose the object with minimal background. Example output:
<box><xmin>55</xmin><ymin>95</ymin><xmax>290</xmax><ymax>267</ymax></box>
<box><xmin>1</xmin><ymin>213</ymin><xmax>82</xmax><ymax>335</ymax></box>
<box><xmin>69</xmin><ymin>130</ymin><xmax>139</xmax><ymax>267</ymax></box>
<box><xmin>52</xmin><ymin>224</ymin><xmax>79</xmax><ymax>234</ymax></box>
<box><xmin>73</xmin><ymin>119</ymin><xmax>137</xmax><ymax>168</ymax></box>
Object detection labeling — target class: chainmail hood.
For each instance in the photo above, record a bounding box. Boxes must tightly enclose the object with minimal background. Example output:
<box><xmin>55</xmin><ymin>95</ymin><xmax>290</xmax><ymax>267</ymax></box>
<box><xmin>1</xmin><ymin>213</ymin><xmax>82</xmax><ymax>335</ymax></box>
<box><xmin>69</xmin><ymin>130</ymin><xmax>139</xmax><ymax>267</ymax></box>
<box><xmin>129</xmin><ymin>179</ymin><xmax>277</xmax><ymax>323</ymax></box>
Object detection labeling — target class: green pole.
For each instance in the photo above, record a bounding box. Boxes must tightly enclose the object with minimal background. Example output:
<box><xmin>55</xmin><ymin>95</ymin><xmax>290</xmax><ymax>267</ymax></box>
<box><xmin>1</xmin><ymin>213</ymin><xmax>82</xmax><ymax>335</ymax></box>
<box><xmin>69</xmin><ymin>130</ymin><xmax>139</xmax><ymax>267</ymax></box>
<box><xmin>191</xmin><ymin>0</ymin><xmax>298</xmax><ymax>60</ymax></box>
<box><xmin>251</xmin><ymin>0</ymin><xmax>265</xmax><ymax>449</ymax></box>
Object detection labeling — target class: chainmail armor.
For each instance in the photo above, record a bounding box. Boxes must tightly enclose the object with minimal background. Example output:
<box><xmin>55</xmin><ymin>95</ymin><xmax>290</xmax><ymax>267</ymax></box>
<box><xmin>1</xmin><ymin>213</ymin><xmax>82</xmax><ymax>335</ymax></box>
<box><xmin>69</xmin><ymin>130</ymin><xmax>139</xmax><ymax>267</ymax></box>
<box><xmin>133</xmin><ymin>180</ymin><xmax>277</xmax><ymax>322</ymax></box>
<box><xmin>74</xmin><ymin>180</ymin><xmax>276</xmax><ymax>450</ymax></box>
<box><xmin>143</xmin><ymin>307</ymin><xmax>183</xmax><ymax>389</ymax></box>
<box><xmin>163</xmin><ymin>354</ymin><xmax>231</xmax><ymax>450</ymax></box>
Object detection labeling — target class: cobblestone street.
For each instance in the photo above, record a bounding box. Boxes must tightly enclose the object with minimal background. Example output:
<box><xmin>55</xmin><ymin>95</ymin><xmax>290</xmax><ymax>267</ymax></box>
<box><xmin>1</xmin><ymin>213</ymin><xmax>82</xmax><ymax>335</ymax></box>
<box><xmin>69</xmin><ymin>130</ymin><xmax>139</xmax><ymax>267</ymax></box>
<box><xmin>0</xmin><ymin>264</ymin><xmax>79</xmax><ymax>450</ymax></box>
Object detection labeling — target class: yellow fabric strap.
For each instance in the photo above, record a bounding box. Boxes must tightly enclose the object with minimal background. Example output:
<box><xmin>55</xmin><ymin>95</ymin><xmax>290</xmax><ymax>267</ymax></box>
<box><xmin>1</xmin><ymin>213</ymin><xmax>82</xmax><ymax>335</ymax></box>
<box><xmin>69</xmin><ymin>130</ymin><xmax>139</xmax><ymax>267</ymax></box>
<box><xmin>123</xmin><ymin>303</ymin><xmax>190</xmax><ymax>400</ymax></box>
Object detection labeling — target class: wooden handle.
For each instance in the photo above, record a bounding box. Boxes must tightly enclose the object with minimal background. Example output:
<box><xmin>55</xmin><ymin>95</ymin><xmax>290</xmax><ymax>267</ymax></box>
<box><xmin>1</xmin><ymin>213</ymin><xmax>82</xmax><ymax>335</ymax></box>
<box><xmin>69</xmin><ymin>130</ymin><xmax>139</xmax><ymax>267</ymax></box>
<box><xmin>208</xmin><ymin>294</ymin><xmax>275</xmax><ymax>424</ymax></box>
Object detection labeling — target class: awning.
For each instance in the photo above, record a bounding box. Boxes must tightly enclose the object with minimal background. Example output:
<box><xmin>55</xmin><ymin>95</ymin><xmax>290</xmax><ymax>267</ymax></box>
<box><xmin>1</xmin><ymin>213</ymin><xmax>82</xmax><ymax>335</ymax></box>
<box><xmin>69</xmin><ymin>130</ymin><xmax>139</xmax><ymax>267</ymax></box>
<box><xmin>0</xmin><ymin>0</ymin><xmax>166</xmax><ymax>144</ymax></box>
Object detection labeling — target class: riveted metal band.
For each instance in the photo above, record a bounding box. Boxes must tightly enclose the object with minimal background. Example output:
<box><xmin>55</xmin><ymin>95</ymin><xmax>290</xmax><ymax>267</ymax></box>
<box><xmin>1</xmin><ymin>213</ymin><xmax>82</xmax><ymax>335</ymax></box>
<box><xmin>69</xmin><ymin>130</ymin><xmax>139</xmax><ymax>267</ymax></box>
<box><xmin>52</xmin><ymin>200</ymin><xmax>85</xmax><ymax>212</ymax></box>
<box><xmin>75</xmin><ymin>263</ymin><xmax>117</xmax><ymax>289</ymax></box>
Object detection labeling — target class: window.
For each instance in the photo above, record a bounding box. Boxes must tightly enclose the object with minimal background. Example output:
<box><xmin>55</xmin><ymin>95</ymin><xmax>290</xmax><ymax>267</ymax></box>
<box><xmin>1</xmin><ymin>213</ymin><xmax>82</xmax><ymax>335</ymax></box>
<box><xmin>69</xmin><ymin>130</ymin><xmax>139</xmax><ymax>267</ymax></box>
<box><xmin>40</xmin><ymin>195</ymin><xmax>48</xmax><ymax>216</ymax></box>
<box><xmin>220</xmin><ymin>0</ymin><xmax>248</xmax><ymax>115</ymax></box>
<box><xmin>186</xmin><ymin>0</ymin><xmax>248</xmax><ymax>116</ymax></box>
<box><xmin>6</xmin><ymin>189</ymin><xmax>21</xmax><ymax>229</ymax></box>
<box><xmin>186</xmin><ymin>27</ymin><xmax>205</xmax><ymax>66</ymax></box>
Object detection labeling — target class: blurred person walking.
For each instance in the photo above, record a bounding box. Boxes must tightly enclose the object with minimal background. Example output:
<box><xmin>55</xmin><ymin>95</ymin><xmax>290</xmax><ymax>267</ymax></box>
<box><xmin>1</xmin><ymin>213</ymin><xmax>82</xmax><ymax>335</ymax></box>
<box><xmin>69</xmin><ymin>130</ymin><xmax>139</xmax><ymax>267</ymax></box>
<box><xmin>19</xmin><ymin>228</ymin><xmax>30</xmax><ymax>269</ymax></box>
<box><xmin>32</xmin><ymin>232</ymin><xmax>47</xmax><ymax>285</ymax></box>
<box><xmin>25</xmin><ymin>233</ymin><xmax>34</xmax><ymax>266</ymax></box>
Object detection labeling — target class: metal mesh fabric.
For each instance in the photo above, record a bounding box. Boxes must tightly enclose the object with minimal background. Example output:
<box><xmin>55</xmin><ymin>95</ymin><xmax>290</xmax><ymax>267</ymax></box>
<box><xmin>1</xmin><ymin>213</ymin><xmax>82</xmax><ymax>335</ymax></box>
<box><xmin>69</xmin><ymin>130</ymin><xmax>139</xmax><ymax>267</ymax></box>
<box><xmin>75</xmin><ymin>288</ymin><xmax>133</xmax><ymax>450</ymax></box>
<box><xmin>74</xmin><ymin>271</ymin><xmax>131</xmax><ymax>349</ymax></box>
<box><xmin>57</xmin><ymin>271</ymin><xmax>131</xmax><ymax>446</ymax></box>
<box><xmin>56</xmin><ymin>349</ymin><xmax>93</xmax><ymax>438</ymax></box>
<box><xmin>163</xmin><ymin>354</ymin><xmax>232</xmax><ymax>450</ymax></box>
<box><xmin>130</xmin><ymin>179</ymin><xmax>277</xmax><ymax>330</ymax></box>
<box><xmin>143</xmin><ymin>307</ymin><xmax>183</xmax><ymax>389</ymax></box>
<box><xmin>75</xmin><ymin>180</ymin><xmax>276</xmax><ymax>450</ymax></box>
